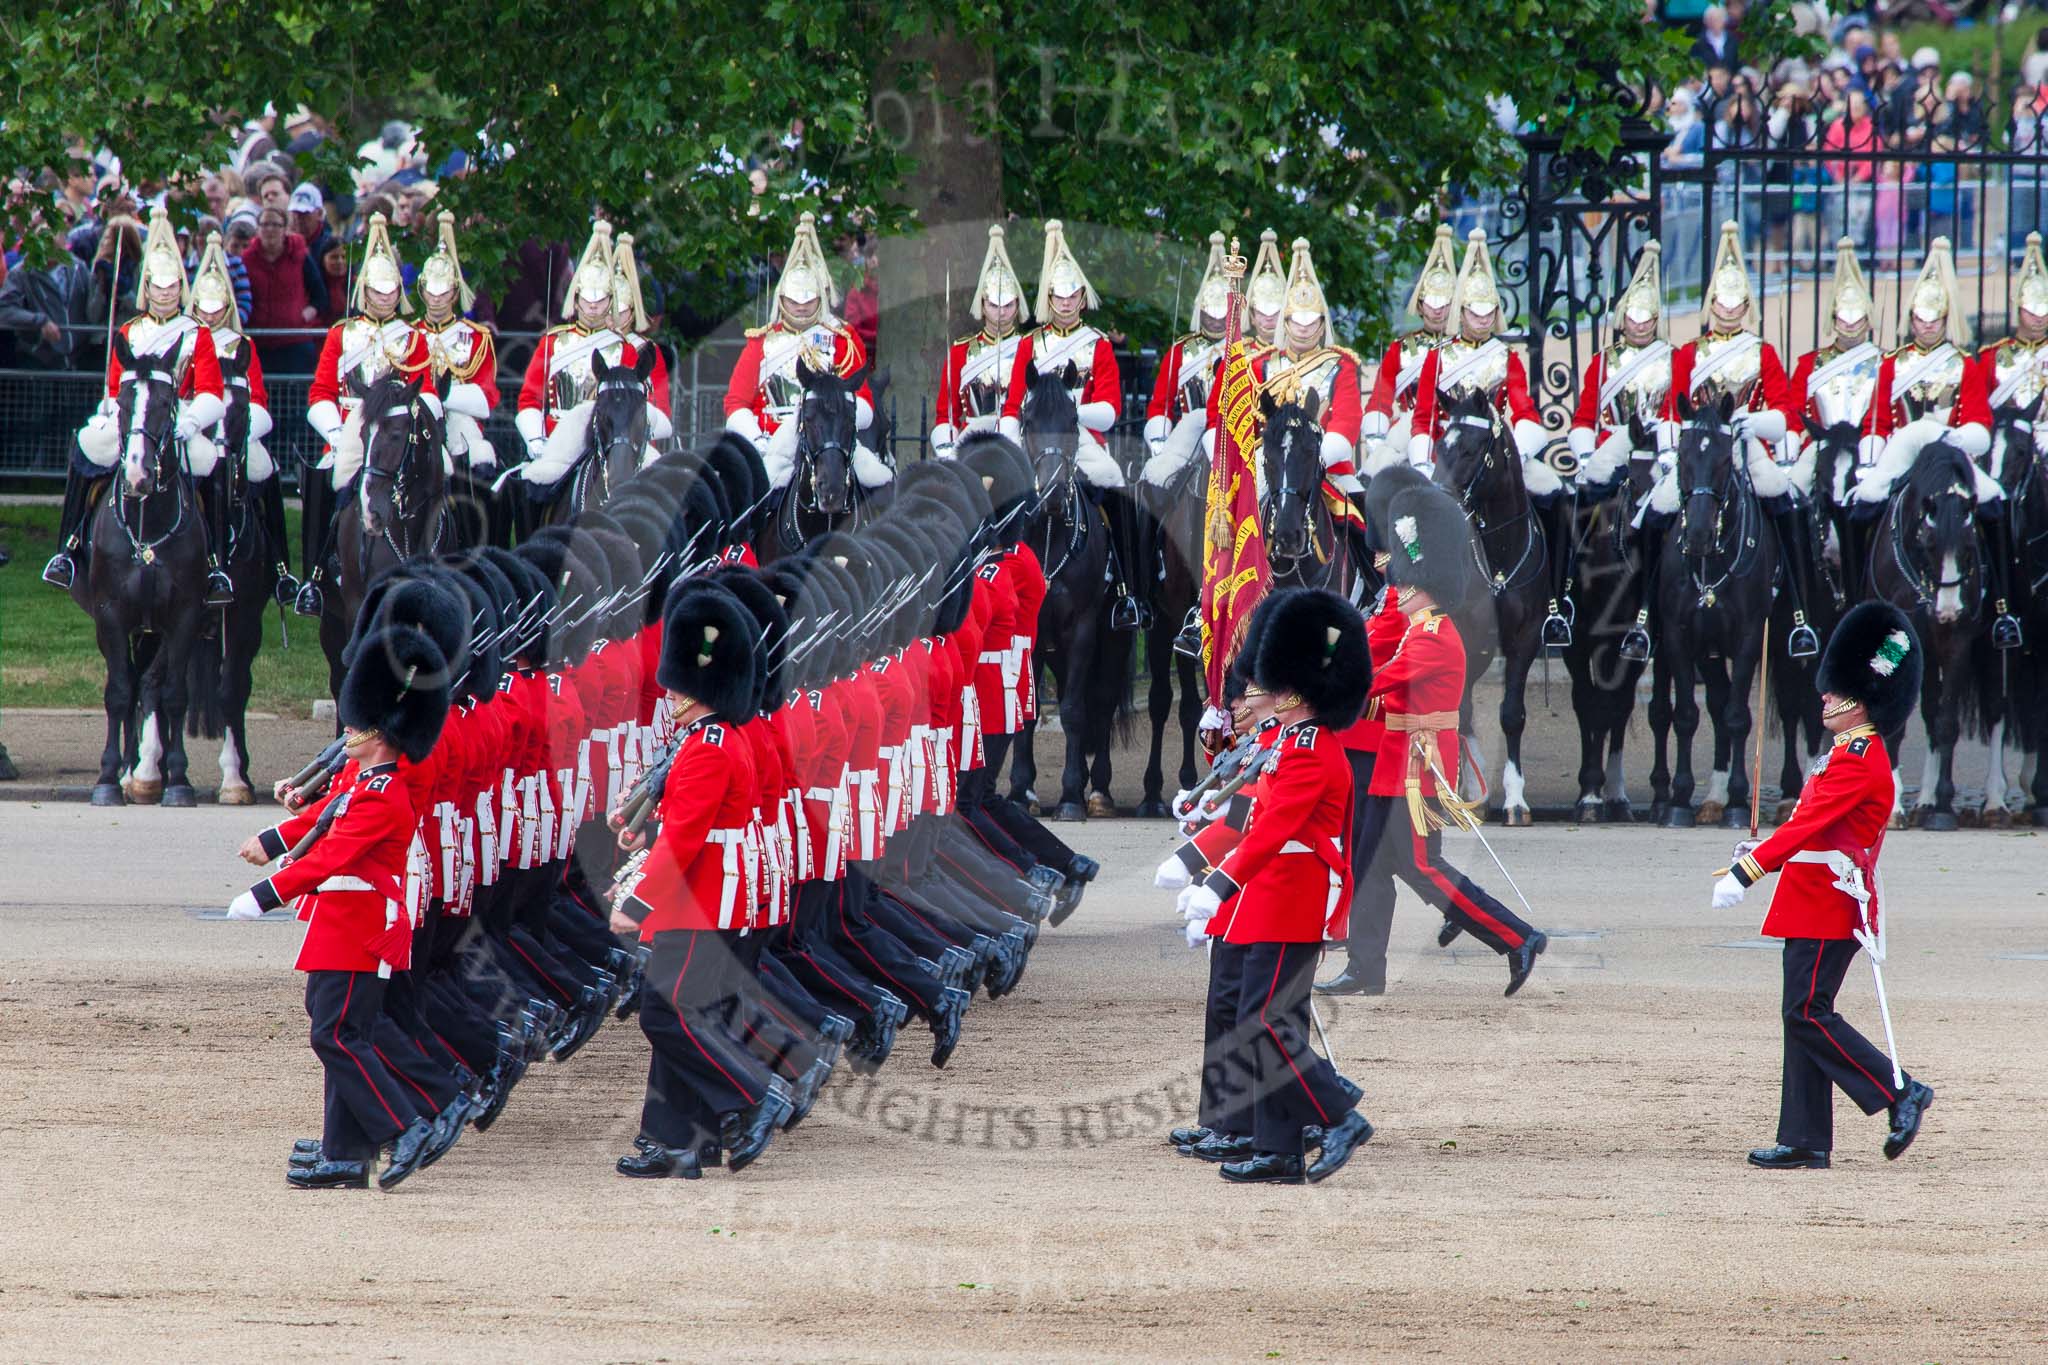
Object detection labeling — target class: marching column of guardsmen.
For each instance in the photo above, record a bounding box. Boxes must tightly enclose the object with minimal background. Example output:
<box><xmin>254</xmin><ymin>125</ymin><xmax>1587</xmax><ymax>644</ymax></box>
<box><xmin>222</xmin><ymin>419</ymin><xmax>1097</xmax><ymax>1188</ymax></box>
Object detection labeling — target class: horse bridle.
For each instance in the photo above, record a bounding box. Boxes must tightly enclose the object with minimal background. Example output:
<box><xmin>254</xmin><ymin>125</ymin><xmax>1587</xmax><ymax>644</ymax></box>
<box><xmin>1445</xmin><ymin>411</ymin><xmax>1543</xmax><ymax>595</ymax></box>
<box><xmin>360</xmin><ymin>390</ymin><xmax>444</xmax><ymax>564</ymax></box>
<box><xmin>1261</xmin><ymin>412</ymin><xmax>1330</xmax><ymax>569</ymax></box>
<box><xmin>113</xmin><ymin>374</ymin><xmax>188</xmax><ymax>565</ymax></box>
<box><xmin>1675</xmin><ymin>425</ymin><xmax>1761</xmax><ymax>607</ymax></box>
<box><xmin>581</xmin><ymin>372</ymin><xmax>646</xmax><ymax>510</ymax></box>
<box><xmin>1888</xmin><ymin>478</ymin><xmax>1982</xmax><ymax>614</ymax></box>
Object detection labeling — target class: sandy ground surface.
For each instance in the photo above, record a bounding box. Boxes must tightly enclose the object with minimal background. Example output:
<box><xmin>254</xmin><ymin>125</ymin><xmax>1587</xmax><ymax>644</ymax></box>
<box><xmin>2</xmin><ymin>801</ymin><xmax>2045</xmax><ymax>1362</ymax></box>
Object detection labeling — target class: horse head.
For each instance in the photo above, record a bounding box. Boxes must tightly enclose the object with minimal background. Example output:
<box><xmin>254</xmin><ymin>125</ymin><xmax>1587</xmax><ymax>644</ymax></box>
<box><xmin>1802</xmin><ymin>413</ymin><xmax>1863</xmax><ymax>514</ymax></box>
<box><xmin>113</xmin><ymin>333</ymin><xmax>179</xmax><ymax>497</ymax></box>
<box><xmin>1432</xmin><ymin>390</ymin><xmax>1506</xmax><ymax>500</ymax></box>
<box><xmin>1258</xmin><ymin>389</ymin><xmax>1323</xmax><ymax>562</ymax></box>
<box><xmin>1674</xmin><ymin>391</ymin><xmax>1739</xmax><ymax>561</ymax></box>
<box><xmin>1991</xmin><ymin>401</ymin><xmax>2040</xmax><ymax>497</ymax></box>
<box><xmin>354</xmin><ymin>370</ymin><xmax>442</xmax><ymax>540</ymax></box>
<box><xmin>217</xmin><ymin>344</ymin><xmax>252</xmax><ymax>469</ymax></box>
<box><xmin>589</xmin><ymin>348</ymin><xmax>655</xmax><ymax>501</ymax></box>
<box><xmin>1903</xmin><ymin>438</ymin><xmax>1983</xmax><ymax>624</ymax></box>
<box><xmin>796</xmin><ymin>356</ymin><xmax>862</xmax><ymax>516</ymax></box>
<box><xmin>1020</xmin><ymin>361</ymin><xmax>1081</xmax><ymax>502</ymax></box>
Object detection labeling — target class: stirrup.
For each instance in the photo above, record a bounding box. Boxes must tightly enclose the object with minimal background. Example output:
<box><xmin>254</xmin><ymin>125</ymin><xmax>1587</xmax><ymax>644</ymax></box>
<box><xmin>1110</xmin><ymin>595</ymin><xmax>1147</xmax><ymax>633</ymax></box>
<box><xmin>1540</xmin><ymin>600</ymin><xmax>1572</xmax><ymax>648</ymax></box>
<box><xmin>1171</xmin><ymin>614</ymin><xmax>1204</xmax><ymax>660</ymax></box>
<box><xmin>273</xmin><ymin>566</ymin><xmax>301</xmax><ymax>607</ymax></box>
<box><xmin>1618</xmin><ymin>612</ymin><xmax>1651</xmax><ymax>663</ymax></box>
<box><xmin>204</xmin><ymin>567</ymin><xmax>235</xmax><ymax>607</ymax></box>
<box><xmin>1786</xmin><ymin>610</ymin><xmax>1819</xmax><ymax>659</ymax></box>
<box><xmin>293</xmin><ymin>580</ymin><xmax>325</xmax><ymax>618</ymax></box>
<box><xmin>1992</xmin><ymin>609</ymin><xmax>2023</xmax><ymax>651</ymax></box>
<box><xmin>41</xmin><ymin>551</ymin><xmax>76</xmax><ymax>589</ymax></box>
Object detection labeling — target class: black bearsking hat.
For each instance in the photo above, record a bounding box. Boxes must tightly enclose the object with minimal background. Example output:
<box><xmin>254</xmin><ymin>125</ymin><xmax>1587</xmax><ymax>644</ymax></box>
<box><xmin>1224</xmin><ymin>586</ymin><xmax>1288</xmax><ymax>706</ymax></box>
<box><xmin>1250</xmin><ymin>587</ymin><xmax>1371</xmax><ymax>730</ymax></box>
<box><xmin>482</xmin><ymin>546</ymin><xmax>554</xmax><ymax>662</ymax></box>
<box><xmin>1818</xmin><ymin>601</ymin><xmax>1922</xmax><ymax>734</ymax></box>
<box><xmin>957</xmin><ymin>433</ymin><xmax>1037</xmax><ymax>535</ymax></box>
<box><xmin>711</xmin><ymin>567</ymin><xmax>789</xmax><ymax>708</ymax></box>
<box><xmin>346</xmin><ymin>569</ymin><xmax>470</xmax><ymax>690</ymax></box>
<box><xmin>435</xmin><ymin>560</ymin><xmax>501</xmax><ymax>700</ymax></box>
<box><xmin>1383</xmin><ymin>483</ymin><xmax>1478</xmax><ymax>608</ymax></box>
<box><xmin>340</xmin><ymin>624</ymin><xmax>452</xmax><ymax>762</ymax></box>
<box><xmin>1362</xmin><ymin>464</ymin><xmax>1430</xmax><ymax>557</ymax></box>
<box><xmin>657</xmin><ymin>581</ymin><xmax>759</xmax><ymax>720</ymax></box>
<box><xmin>702</xmin><ymin>432</ymin><xmax>766</xmax><ymax>541</ymax></box>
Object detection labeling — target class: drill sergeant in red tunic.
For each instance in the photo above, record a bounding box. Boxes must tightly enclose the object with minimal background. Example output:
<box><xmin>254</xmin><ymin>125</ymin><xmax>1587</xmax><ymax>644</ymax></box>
<box><xmin>1174</xmin><ymin>589</ymin><xmax>1377</xmax><ymax>1185</ymax></box>
<box><xmin>1712</xmin><ymin>601</ymin><xmax>1935</xmax><ymax>1170</ymax></box>
<box><xmin>611</xmin><ymin>583</ymin><xmax>793</xmax><ymax>1179</ymax></box>
<box><xmin>1356</xmin><ymin>483</ymin><xmax>1550</xmax><ymax>996</ymax></box>
<box><xmin>225</xmin><ymin>624</ymin><xmax>452</xmax><ymax>1191</ymax></box>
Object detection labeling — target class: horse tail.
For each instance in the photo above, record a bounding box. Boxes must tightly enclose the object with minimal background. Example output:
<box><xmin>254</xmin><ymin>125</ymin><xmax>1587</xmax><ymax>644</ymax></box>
<box><xmin>1099</xmin><ymin>612</ymin><xmax>1139</xmax><ymax>748</ymax></box>
<box><xmin>186</xmin><ymin>629</ymin><xmax>225</xmax><ymax>739</ymax></box>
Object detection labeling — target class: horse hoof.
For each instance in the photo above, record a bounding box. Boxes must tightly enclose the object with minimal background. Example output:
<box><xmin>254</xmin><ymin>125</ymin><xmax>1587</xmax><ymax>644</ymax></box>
<box><xmin>1053</xmin><ymin>802</ymin><xmax>1089</xmax><ymax>823</ymax></box>
<box><xmin>1574</xmin><ymin>800</ymin><xmax>1605</xmax><ymax>825</ymax></box>
<box><xmin>1956</xmin><ymin>806</ymin><xmax>1981</xmax><ymax>828</ymax></box>
<box><xmin>1921</xmin><ymin>810</ymin><xmax>1959</xmax><ymax>832</ymax></box>
<box><xmin>218</xmin><ymin>782</ymin><xmax>256</xmax><ymax>807</ymax></box>
<box><xmin>1907</xmin><ymin>807</ymin><xmax>1927</xmax><ymax>829</ymax></box>
<box><xmin>1982</xmin><ymin>806</ymin><xmax>2012</xmax><ymax>830</ymax></box>
<box><xmin>1773</xmin><ymin>799</ymin><xmax>1797</xmax><ymax>824</ymax></box>
<box><xmin>1697</xmin><ymin>800</ymin><xmax>1725</xmax><ymax>825</ymax></box>
<box><xmin>1662</xmin><ymin>806</ymin><xmax>1696</xmax><ymax>829</ymax></box>
<box><xmin>1721</xmin><ymin>806</ymin><xmax>1749</xmax><ymax>830</ymax></box>
<box><xmin>1603</xmin><ymin>799</ymin><xmax>1635</xmax><ymax>824</ymax></box>
<box><xmin>1648</xmin><ymin>801</ymin><xmax>1669</xmax><ymax>825</ymax></box>
<box><xmin>1134</xmin><ymin>798</ymin><xmax>1172</xmax><ymax>820</ymax></box>
<box><xmin>90</xmin><ymin>783</ymin><xmax>125</xmax><ymax>808</ymax></box>
<box><xmin>125</xmin><ymin>777</ymin><xmax>163</xmax><ymax>805</ymax></box>
<box><xmin>162</xmin><ymin>785</ymin><xmax>198</xmax><ymax>809</ymax></box>
<box><xmin>1085</xmin><ymin>791</ymin><xmax>1117</xmax><ymax>819</ymax></box>
<box><xmin>1500</xmin><ymin>805</ymin><xmax>1532</xmax><ymax>828</ymax></box>
<box><xmin>1890</xmin><ymin>810</ymin><xmax>1910</xmax><ymax>830</ymax></box>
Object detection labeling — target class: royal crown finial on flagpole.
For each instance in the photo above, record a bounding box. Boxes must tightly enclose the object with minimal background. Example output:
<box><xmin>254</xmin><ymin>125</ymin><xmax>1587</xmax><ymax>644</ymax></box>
<box><xmin>1223</xmin><ymin>238</ymin><xmax>1247</xmax><ymax>286</ymax></box>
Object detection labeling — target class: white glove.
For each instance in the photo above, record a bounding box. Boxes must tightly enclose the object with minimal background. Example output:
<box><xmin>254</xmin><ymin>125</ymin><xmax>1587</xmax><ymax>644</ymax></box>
<box><xmin>176</xmin><ymin>412</ymin><xmax>202</xmax><ymax>440</ymax></box>
<box><xmin>1711</xmin><ymin>872</ymin><xmax>1746</xmax><ymax>911</ymax></box>
<box><xmin>225</xmin><ymin>890</ymin><xmax>264</xmax><ymax>920</ymax></box>
<box><xmin>525</xmin><ymin>437</ymin><xmax>548</xmax><ymax>461</ymax></box>
<box><xmin>1179</xmin><ymin>884</ymin><xmax>1222</xmax><ymax>923</ymax></box>
<box><xmin>1731</xmin><ymin>839</ymin><xmax>1760</xmax><ymax>864</ymax></box>
<box><xmin>1184</xmin><ymin>917</ymin><xmax>1212</xmax><ymax>949</ymax></box>
<box><xmin>1155</xmin><ymin>855</ymin><xmax>1192</xmax><ymax>891</ymax></box>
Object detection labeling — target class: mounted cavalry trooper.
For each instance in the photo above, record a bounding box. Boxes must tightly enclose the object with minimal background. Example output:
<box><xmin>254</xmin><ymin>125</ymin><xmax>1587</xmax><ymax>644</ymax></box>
<box><xmin>296</xmin><ymin>213</ymin><xmax>433</xmax><ymax>617</ymax></box>
<box><xmin>1140</xmin><ymin>230</ymin><xmax>1235</xmax><ymax>489</ymax></box>
<box><xmin>513</xmin><ymin>224</ymin><xmax>672</xmax><ymax>496</ymax></box>
<box><xmin>189</xmin><ymin>230</ymin><xmax>296</xmax><ymax>605</ymax></box>
<box><xmin>722</xmin><ymin>211</ymin><xmax>881</xmax><ymax>492</ymax></box>
<box><xmin>997</xmin><ymin>219</ymin><xmax>1123</xmax><ymax>489</ymax></box>
<box><xmin>1244</xmin><ymin>228</ymin><xmax>1287</xmax><ymax>350</ymax></box>
<box><xmin>1570</xmin><ymin>243</ymin><xmax>1675</xmax><ymax>658</ymax></box>
<box><xmin>1649</xmin><ymin>221</ymin><xmax>1816</xmax><ymax>654</ymax></box>
<box><xmin>412</xmin><ymin>211</ymin><xmax>501</xmax><ymax>485</ymax></box>
<box><xmin>1977</xmin><ymin>231</ymin><xmax>2048</xmax><ymax>645</ymax></box>
<box><xmin>1847</xmin><ymin>236</ymin><xmax>2012</xmax><ymax>645</ymax></box>
<box><xmin>1790</xmin><ymin>239</ymin><xmax>1884</xmax><ymax>492</ymax></box>
<box><xmin>1362</xmin><ymin>223</ymin><xmax>1457</xmax><ymax>464</ymax></box>
<box><xmin>931</xmin><ymin>223</ymin><xmax>1030</xmax><ymax>460</ymax></box>
<box><xmin>44</xmin><ymin>207</ymin><xmax>230</xmax><ymax>605</ymax></box>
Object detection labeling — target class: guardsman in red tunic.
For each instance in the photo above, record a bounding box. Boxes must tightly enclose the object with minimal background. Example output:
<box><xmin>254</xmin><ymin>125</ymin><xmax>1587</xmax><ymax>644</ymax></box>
<box><xmin>295</xmin><ymin>214</ymin><xmax>433</xmax><ymax>616</ymax></box>
<box><xmin>226</xmin><ymin>623</ymin><xmax>451</xmax><ymax>1190</ymax></box>
<box><xmin>1140</xmin><ymin>230</ymin><xmax>1236</xmax><ymax>489</ymax></box>
<box><xmin>1359</xmin><ymin>483</ymin><xmax>1549</xmax><ymax>994</ymax></box>
<box><xmin>931</xmin><ymin>224</ymin><xmax>1029</xmax><ymax>459</ymax></box>
<box><xmin>1172</xmin><ymin>588</ymin><xmax>1376</xmax><ymax>1185</ymax></box>
<box><xmin>44</xmin><ymin>207</ymin><xmax>230</xmax><ymax>602</ymax></box>
<box><xmin>997</xmin><ymin>219</ymin><xmax>1124</xmax><ymax>489</ymax></box>
<box><xmin>1361</xmin><ymin>224</ymin><xmax>1456</xmax><ymax>468</ymax></box>
<box><xmin>610</xmin><ymin>584</ymin><xmax>792</xmax><ymax>1179</ymax></box>
<box><xmin>721</xmin><ymin>211</ymin><xmax>880</xmax><ymax>491</ymax></box>
<box><xmin>1713</xmin><ymin>602</ymin><xmax>1935</xmax><ymax>1169</ymax></box>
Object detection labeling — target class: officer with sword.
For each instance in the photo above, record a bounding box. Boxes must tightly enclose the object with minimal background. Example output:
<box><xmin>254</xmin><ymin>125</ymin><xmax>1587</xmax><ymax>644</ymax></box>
<box><xmin>1711</xmin><ymin>600</ymin><xmax>1936</xmax><ymax>1169</ymax></box>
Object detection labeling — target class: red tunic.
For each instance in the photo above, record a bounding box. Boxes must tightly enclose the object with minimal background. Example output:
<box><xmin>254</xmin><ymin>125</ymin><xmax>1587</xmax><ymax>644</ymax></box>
<box><xmin>1860</xmin><ymin>346</ymin><xmax>1992</xmax><ymax>441</ymax></box>
<box><xmin>105</xmin><ymin>317</ymin><xmax>224</xmax><ymax>402</ymax></box>
<box><xmin>306</xmin><ymin>319</ymin><xmax>431</xmax><ymax>413</ymax></box>
<box><xmin>1659</xmin><ymin>336</ymin><xmax>1796</xmax><ymax>426</ymax></box>
<box><xmin>1210</xmin><ymin>722</ymin><xmax>1354</xmax><ymax>944</ymax></box>
<box><xmin>1335</xmin><ymin>586</ymin><xmax>1404</xmax><ymax>753</ymax></box>
<box><xmin>620</xmin><ymin>719</ymin><xmax>758</xmax><ymax>935</ymax></box>
<box><xmin>1364</xmin><ymin>606</ymin><xmax>1465</xmax><ymax>799</ymax></box>
<box><xmin>998</xmin><ymin>328</ymin><xmax>1122</xmax><ymax>445</ymax></box>
<box><xmin>251</xmin><ymin>764</ymin><xmax>418</xmax><ymax>973</ymax></box>
<box><xmin>514</xmin><ymin>327</ymin><xmax>659</xmax><ymax>434</ymax></box>
<box><xmin>1736</xmin><ymin>729</ymin><xmax>1894</xmax><ymax>941</ymax></box>
<box><xmin>721</xmin><ymin>322</ymin><xmax>872</xmax><ymax>436</ymax></box>
<box><xmin>1410</xmin><ymin>346</ymin><xmax>1539</xmax><ymax>446</ymax></box>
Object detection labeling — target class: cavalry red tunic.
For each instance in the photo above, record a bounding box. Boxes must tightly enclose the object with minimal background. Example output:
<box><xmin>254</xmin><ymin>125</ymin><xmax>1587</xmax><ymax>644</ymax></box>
<box><xmin>721</xmin><ymin>321</ymin><xmax>872</xmax><ymax>437</ymax></box>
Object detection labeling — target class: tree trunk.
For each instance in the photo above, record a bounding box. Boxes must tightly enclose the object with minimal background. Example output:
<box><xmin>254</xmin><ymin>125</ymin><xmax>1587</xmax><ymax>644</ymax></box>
<box><xmin>874</xmin><ymin>26</ymin><xmax>999</xmax><ymax>463</ymax></box>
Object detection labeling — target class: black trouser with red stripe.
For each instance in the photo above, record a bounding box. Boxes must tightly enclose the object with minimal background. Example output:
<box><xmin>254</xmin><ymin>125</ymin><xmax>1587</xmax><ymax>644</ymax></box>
<box><xmin>1199</xmin><ymin>939</ymin><xmax>1254</xmax><ymax>1137</ymax></box>
<box><xmin>783</xmin><ymin>881</ymin><xmax>887</xmax><ymax>1017</ymax></box>
<box><xmin>976</xmin><ymin>734</ymin><xmax>1077</xmax><ymax>871</ymax></box>
<box><xmin>1236</xmin><ymin>940</ymin><xmax>1356</xmax><ymax>1157</ymax></box>
<box><xmin>1340</xmin><ymin>753</ymin><xmax>1401</xmax><ymax>989</ymax></box>
<box><xmin>720</xmin><ymin>929</ymin><xmax>823</xmax><ymax>1082</ymax></box>
<box><xmin>834</xmin><ymin>870</ymin><xmax>945</xmax><ymax>1024</ymax></box>
<box><xmin>305</xmin><ymin>970</ymin><xmax>416</xmax><ymax>1162</ymax></box>
<box><xmin>1346</xmin><ymin>794</ymin><xmax>1535</xmax><ymax>956</ymax></box>
<box><xmin>639</xmin><ymin>929</ymin><xmax>771</xmax><ymax>1151</ymax></box>
<box><xmin>1778</xmin><ymin>937</ymin><xmax>1909</xmax><ymax>1151</ymax></box>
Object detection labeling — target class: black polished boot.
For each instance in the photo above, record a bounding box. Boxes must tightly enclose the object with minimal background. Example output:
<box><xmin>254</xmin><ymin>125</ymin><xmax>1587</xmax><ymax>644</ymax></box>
<box><xmin>1219</xmin><ymin>1151</ymin><xmax>1306</xmax><ymax>1184</ymax></box>
<box><xmin>617</xmin><ymin>1142</ymin><xmax>703</xmax><ymax>1179</ymax></box>
<box><xmin>1506</xmin><ymin>931</ymin><xmax>1548</xmax><ymax>997</ymax></box>
<box><xmin>1313</xmin><ymin>964</ymin><xmax>1383</xmax><ymax>996</ymax></box>
<box><xmin>1885</xmin><ymin>1080</ymin><xmax>1934</xmax><ymax>1160</ymax></box>
<box><xmin>1305</xmin><ymin>1109</ymin><xmax>1374</xmax><ymax>1182</ymax></box>
<box><xmin>929</xmin><ymin>985</ymin><xmax>969</xmax><ymax>1069</ymax></box>
<box><xmin>1747</xmin><ymin>1144</ymin><xmax>1830</xmax><ymax>1170</ymax></box>
<box><xmin>287</xmin><ymin>1158</ymin><xmax>370</xmax><ymax>1190</ymax></box>
<box><xmin>722</xmin><ymin>1078</ymin><xmax>795</xmax><ymax>1173</ymax></box>
<box><xmin>377</xmin><ymin>1117</ymin><xmax>436</xmax><ymax>1191</ymax></box>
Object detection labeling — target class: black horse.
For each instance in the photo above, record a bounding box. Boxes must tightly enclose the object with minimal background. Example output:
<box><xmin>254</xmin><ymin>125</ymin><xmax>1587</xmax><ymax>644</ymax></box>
<box><xmin>533</xmin><ymin>348</ymin><xmax>657</xmax><ymax>529</ymax></box>
<box><xmin>1010</xmin><ymin>361</ymin><xmax>1130</xmax><ymax>821</ymax></box>
<box><xmin>185</xmin><ymin>343</ymin><xmax>276</xmax><ymax>805</ymax></box>
<box><xmin>764</xmin><ymin>359</ymin><xmax>886</xmax><ymax>558</ymax></box>
<box><xmin>1558</xmin><ymin>422</ymin><xmax>1651</xmax><ymax>822</ymax></box>
<box><xmin>1433</xmin><ymin>391</ymin><xmax>1550</xmax><ymax>825</ymax></box>
<box><xmin>319</xmin><ymin>371</ymin><xmax>449</xmax><ymax>705</ymax></box>
<box><xmin>1645</xmin><ymin>395</ymin><xmax>1778</xmax><ymax>828</ymax></box>
<box><xmin>1260</xmin><ymin>393</ymin><xmax>1362</xmax><ymax>598</ymax></box>
<box><xmin>1135</xmin><ymin>451</ymin><xmax>1207</xmax><ymax>818</ymax></box>
<box><xmin>73</xmin><ymin>337</ymin><xmax>209</xmax><ymax>807</ymax></box>
<box><xmin>1870</xmin><ymin>439</ymin><xmax>1989</xmax><ymax>830</ymax></box>
<box><xmin>1989</xmin><ymin>403</ymin><xmax>2048</xmax><ymax>824</ymax></box>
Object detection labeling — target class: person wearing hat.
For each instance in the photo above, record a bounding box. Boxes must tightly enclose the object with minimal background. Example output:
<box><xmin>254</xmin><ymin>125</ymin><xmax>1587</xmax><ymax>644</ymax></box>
<box><xmin>44</xmin><ymin>206</ymin><xmax>231</xmax><ymax>598</ymax></box>
<box><xmin>1173</xmin><ymin>587</ymin><xmax>1376</xmax><ymax>1184</ymax></box>
<box><xmin>515</xmin><ymin>220</ymin><xmax>659</xmax><ymax>456</ymax></box>
<box><xmin>1363</xmin><ymin>223</ymin><xmax>1457</xmax><ymax>466</ymax></box>
<box><xmin>612</xmin><ymin>583</ymin><xmax>794</xmax><ymax>1176</ymax></box>
<box><xmin>1354</xmin><ymin>483</ymin><xmax>1549</xmax><ymax>995</ymax></box>
<box><xmin>410</xmin><ymin>210</ymin><xmax>503</xmax><ymax>544</ymax></box>
<box><xmin>188</xmin><ymin>230</ymin><xmax>297</xmax><ymax>606</ymax></box>
<box><xmin>1569</xmin><ymin>242</ymin><xmax>1676</xmax><ymax>497</ymax></box>
<box><xmin>997</xmin><ymin>219</ymin><xmax>1124</xmax><ymax>490</ymax></box>
<box><xmin>1712</xmin><ymin>601</ymin><xmax>1935</xmax><ymax>1169</ymax></box>
<box><xmin>1242</xmin><ymin>228</ymin><xmax>1287</xmax><ymax>350</ymax></box>
<box><xmin>296</xmin><ymin>212</ymin><xmax>433</xmax><ymax>616</ymax></box>
<box><xmin>932</xmin><ymin>223</ymin><xmax>1031</xmax><ymax>459</ymax></box>
<box><xmin>1779</xmin><ymin>238</ymin><xmax>1884</xmax><ymax>593</ymax></box>
<box><xmin>1405</xmin><ymin>228</ymin><xmax>1549</xmax><ymax>482</ymax></box>
<box><xmin>721</xmin><ymin>211</ymin><xmax>879</xmax><ymax>484</ymax></box>
<box><xmin>224</xmin><ymin>622</ymin><xmax>452</xmax><ymax>1190</ymax></box>
<box><xmin>605</xmin><ymin>232</ymin><xmax>674</xmax><ymax>442</ymax></box>
<box><xmin>1976</xmin><ymin>232</ymin><xmax>2048</xmax><ymax>649</ymax></box>
<box><xmin>1140</xmin><ymin>229</ymin><xmax>1237</xmax><ymax>488</ymax></box>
